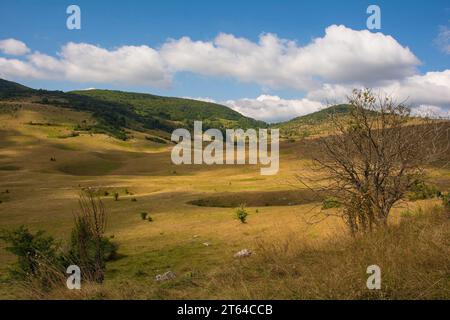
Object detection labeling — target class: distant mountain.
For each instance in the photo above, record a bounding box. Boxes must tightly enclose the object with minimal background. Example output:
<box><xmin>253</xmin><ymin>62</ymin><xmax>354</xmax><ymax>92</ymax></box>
<box><xmin>0</xmin><ymin>79</ymin><xmax>266</xmax><ymax>140</ymax></box>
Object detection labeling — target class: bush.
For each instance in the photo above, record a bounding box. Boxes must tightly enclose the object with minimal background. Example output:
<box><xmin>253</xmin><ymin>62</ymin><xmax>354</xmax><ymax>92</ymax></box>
<box><xmin>235</xmin><ymin>204</ymin><xmax>248</xmax><ymax>224</ymax></box>
<box><xmin>407</xmin><ymin>180</ymin><xmax>440</xmax><ymax>201</ymax></box>
<box><xmin>147</xmin><ymin>216</ymin><xmax>153</xmax><ymax>222</ymax></box>
<box><xmin>114</xmin><ymin>192</ymin><xmax>119</xmax><ymax>201</ymax></box>
<box><xmin>0</xmin><ymin>226</ymin><xmax>60</xmax><ymax>280</ymax></box>
<box><xmin>322</xmin><ymin>196</ymin><xmax>341</xmax><ymax>209</ymax></box>
<box><xmin>140</xmin><ymin>212</ymin><xmax>148</xmax><ymax>220</ymax></box>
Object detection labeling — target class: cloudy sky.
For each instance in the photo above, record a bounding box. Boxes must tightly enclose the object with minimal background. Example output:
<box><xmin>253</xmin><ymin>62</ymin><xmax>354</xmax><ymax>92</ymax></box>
<box><xmin>0</xmin><ymin>0</ymin><xmax>449</xmax><ymax>122</ymax></box>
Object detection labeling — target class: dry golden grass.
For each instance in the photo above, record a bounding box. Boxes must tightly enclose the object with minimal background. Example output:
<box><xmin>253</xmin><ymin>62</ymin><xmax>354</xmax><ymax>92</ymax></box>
<box><xmin>0</xmin><ymin>102</ymin><xmax>449</xmax><ymax>299</ymax></box>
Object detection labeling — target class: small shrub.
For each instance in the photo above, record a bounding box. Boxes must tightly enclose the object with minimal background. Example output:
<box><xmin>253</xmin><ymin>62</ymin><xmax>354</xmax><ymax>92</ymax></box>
<box><xmin>114</xmin><ymin>192</ymin><xmax>119</xmax><ymax>201</ymax></box>
<box><xmin>235</xmin><ymin>204</ymin><xmax>248</xmax><ymax>224</ymax></box>
<box><xmin>0</xmin><ymin>226</ymin><xmax>60</xmax><ymax>280</ymax></box>
<box><xmin>131</xmin><ymin>198</ymin><xmax>137</xmax><ymax>202</ymax></box>
<box><xmin>104</xmin><ymin>191</ymin><xmax>109</xmax><ymax>196</ymax></box>
<box><xmin>147</xmin><ymin>216</ymin><xmax>153</xmax><ymax>222</ymax></box>
<box><xmin>140</xmin><ymin>212</ymin><xmax>148</xmax><ymax>220</ymax></box>
<box><xmin>322</xmin><ymin>196</ymin><xmax>341</xmax><ymax>209</ymax></box>
<box><xmin>407</xmin><ymin>180</ymin><xmax>440</xmax><ymax>201</ymax></box>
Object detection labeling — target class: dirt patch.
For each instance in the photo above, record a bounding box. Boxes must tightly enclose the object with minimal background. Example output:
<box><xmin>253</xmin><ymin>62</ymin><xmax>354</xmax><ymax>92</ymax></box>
<box><xmin>188</xmin><ymin>189</ymin><xmax>323</xmax><ymax>207</ymax></box>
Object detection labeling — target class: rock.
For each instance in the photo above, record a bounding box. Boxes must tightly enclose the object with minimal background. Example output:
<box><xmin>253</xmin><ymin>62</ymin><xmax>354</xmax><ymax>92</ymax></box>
<box><xmin>203</xmin><ymin>242</ymin><xmax>211</xmax><ymax>246</ymax></box>
<box><xmin>155</xmin><ymin>271</ymin><xmax>176</xmax><ymax>282</ymax></box>
<box><xmin>234</xmin><ymin>249</ymin><xmax>252</xmax><ymax>258</ymax></box>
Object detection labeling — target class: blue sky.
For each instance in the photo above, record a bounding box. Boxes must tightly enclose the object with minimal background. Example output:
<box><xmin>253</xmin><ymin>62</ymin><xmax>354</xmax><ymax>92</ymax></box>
<box><xmin>0</xmin><ymin>0</ymin><xmax>449</xmax><ymax>122</ymax></box>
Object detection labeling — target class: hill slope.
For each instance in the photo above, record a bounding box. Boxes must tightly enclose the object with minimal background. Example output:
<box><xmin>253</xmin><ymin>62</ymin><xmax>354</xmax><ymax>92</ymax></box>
<box><xmin>0</xmin><ymin>79</ymin><xmax>266</xmax><ymax>140</ymax></box>
<box><xmin>276</xmin><ymin>104</ymin><xmax>351</xmax><ymax>139</ymax></box>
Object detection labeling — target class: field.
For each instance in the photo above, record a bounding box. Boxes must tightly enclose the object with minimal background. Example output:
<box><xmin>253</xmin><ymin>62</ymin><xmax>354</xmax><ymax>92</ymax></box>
<box><xmin>0</xmin><ymin>101</ymin><xmax>449</xmax><ymax>299</ymax></box>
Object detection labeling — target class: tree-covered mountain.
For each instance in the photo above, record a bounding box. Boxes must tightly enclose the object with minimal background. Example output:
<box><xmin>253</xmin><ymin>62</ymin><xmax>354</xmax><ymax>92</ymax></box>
<box><xmin>0</xmin><ymin>78</ymin><xmax>266</xmax><ymax>140</ymax></box>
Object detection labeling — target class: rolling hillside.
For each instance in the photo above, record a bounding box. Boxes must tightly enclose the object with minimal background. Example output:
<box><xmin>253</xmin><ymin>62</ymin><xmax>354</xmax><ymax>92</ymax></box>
<box><xmin>0</xmin><ymin>79</ymin><xmax>266</xmax><ymax>140</ymax></box>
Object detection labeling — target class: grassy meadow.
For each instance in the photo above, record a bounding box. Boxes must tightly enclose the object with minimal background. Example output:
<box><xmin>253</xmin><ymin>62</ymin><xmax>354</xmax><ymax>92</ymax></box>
<box><xmin>0</xmin><ymin>101</ymin><xmax>449</xmax><ymax>299</ymax></box>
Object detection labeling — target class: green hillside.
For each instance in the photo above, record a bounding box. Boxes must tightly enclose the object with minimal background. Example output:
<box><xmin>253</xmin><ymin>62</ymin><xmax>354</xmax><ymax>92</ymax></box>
<box><xmin>281</xmin><ymin>104</ymin><xmax>351</xmax><ymax>126</ymax></box>
<box><xmin>275</xmin><ymin>104</ymin><xmax>352</xmax><ymax>139</ymax></box>
<box><xmin>0</xmin><ymin>79</ymin><xmax>266</xmax><ymax>140</ymax></box>
<box><xmin>71</xmin><ymin>89</ymin><xmax>264</xmax><ymax>128</ymax></box>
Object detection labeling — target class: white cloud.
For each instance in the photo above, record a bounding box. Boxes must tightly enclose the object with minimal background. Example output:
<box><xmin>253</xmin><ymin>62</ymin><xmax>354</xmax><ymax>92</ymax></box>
<box><xmin>0</xmin><ymin>25</ymin><xmax>420</xmax><ymax>91</ymax></box>
<box><xmin>0</xmin><ymin>38</ymin><xmax>30</xmax><ymax>55</ymax></box>
<box><xmin>224</xmin><ymin>95</ymin><xmax>323</xmax><ymax>123</ymax></box>
<box><xmin>307</xmin><ymin>70</ymin><xmax>450</xmax><ymax>109</ymax></box>
<box><xmin>0</xmin><ymin>42</ymin><xmax>172</xmax><ymax>87</ymax></box>
<box><xmin>161</xmin><ymin>25</ymin><xmax>419</xmax><ymax>90</ymax></box>
<box><xmin>435</xmin><ymin>25</ymin><xmax>450</xmax><ymax>54</ymax></box>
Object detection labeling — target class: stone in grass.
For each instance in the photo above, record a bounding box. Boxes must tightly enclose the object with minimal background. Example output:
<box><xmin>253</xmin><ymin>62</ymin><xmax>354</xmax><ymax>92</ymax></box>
<box><xmin>203</xmin><ymin>242</ymin><xmax>211</xmax><ymax>247</ymax></box>
<box><xmin>155</xmin><ymin>271</ymin><xmax>176</xmax><ymax>282</ymax></box>
<box><xmin>234</xmin><ymin>249</ymin><xmax>252</xmax><ymax>258</ymax></box>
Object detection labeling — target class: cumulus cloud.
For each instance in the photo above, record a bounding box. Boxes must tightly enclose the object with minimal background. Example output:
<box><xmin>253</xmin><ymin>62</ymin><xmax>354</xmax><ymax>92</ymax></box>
<box><xmin>0</xmin><ymin>42</ymin><xmax>172</xmax><ymax>87</ymax></box>
<box><xmin>0</xmin><ymin>38</ymin><xmax>30</xmax><ymax>55</ymax></box>
<box><xmin>307</xmin><ymin>70</ymin><xmax>450</xmax><ymax>108</ymax></box>
<box><xmin>0</xmin><ymin>25</ymin><xmax>420</xmax><ymax>90</ymax></box>
<box><xmin>223</xmin><ymin>95</ymin><xmax>323</xmax><ymax>123</ymax></box>
<box><xmin>161</xmin><ymin>25</ymin><xmax>419</xmax><ymax>90</ymax></box>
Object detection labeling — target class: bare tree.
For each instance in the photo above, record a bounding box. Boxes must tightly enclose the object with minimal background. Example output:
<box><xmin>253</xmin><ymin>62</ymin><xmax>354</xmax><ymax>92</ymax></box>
<box><xmin>309</xmin><ymin>89</ymin><xmax>449</xmax><ymax>235</ymax></box>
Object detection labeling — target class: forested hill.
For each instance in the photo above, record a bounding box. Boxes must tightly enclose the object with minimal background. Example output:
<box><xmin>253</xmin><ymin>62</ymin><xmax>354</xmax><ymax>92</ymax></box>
<box><xmin>0</xmin><ymin>78</ymin><xmax>266</xmax><ymax>140</ymax></box>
